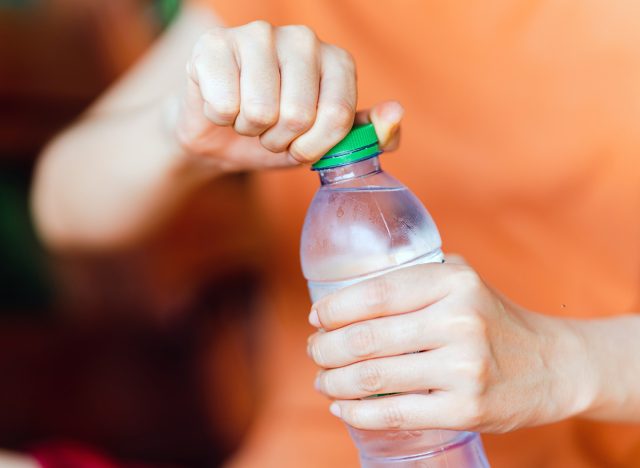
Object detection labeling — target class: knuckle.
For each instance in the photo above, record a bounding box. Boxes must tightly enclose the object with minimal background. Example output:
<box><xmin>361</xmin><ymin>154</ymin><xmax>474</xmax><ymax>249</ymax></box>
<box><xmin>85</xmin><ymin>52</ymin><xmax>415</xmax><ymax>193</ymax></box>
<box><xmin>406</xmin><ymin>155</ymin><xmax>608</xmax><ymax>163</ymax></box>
<box><xmin>280</xmin><ymin>24</ymin><xmax>318</xmax><ymax>45</ymax></box>
<box><xmin>308</xmin><ymin>337</ymin><xmax>329</xmax><ymax>368</ymax></box>
<box><xmin>318</xmin><ymin>371</ymin><xmax>335</xmax><ymax>396</ymax></box>
<box><xmin>452</xmin><ymin>309</ymin><xmax>487</xmax><ymax>340</ymax></box>
<box><xmin>191</xmin><ymin>56</ymin><xmax>206</xmax><ymax>75</ymax></box>
<box><xmin>258</xmin><ymin>134</ymin><xmax>286</xmax><ymax>153</ymax></box>
<box><xmin>343</xmin><ymin>405</ymin><xmax>365</xmax><ymax>429</ymax></box>
<box><xmin>197</xmin><ymin>28</ymin><xmax>229</xmax><ymax>53</ymax></box>
<box><xmin>345</xmin><ymin>323</ymin><xmax>379</xmax><ymax>358</ymax></box>
<box><xmin>356</xmin><ymin>362</ymin><xmax>384</xmax><ymax>394</ymax></box>
<box><xmin>453</xmin><ymin>267</ymin><xmax>484</xmax><ymax>294</ymax></box>
<box><xmin>288</xmin><ymin>141</ymin><xmax>318</xmax><ymax>162</ymax></box>
<box><xmin>458</xmin><ymin>357</ymin><xmax>490</xmax><ymax>389</ymax></box>
<box><xmin>204</xmin><ymin>102</ymin><xmax>238</xmax><ymax>124</ymax></box>
<box><xmin>334</xmin><ymin>46</ymin><xmax>356</xmax><ymax>69</ymax></box>
<box><xmin>365</xmin><ymin>275</ymin><xmax>395</xmax><ymax>309</ymax></box>
<box><xmin>249</xmin><ymin>19</ymin><xmax>272</xmax><ymax>30</ymax></box>
<box><xmin>380</xmin><ymin>401</ymin><xmax>406</xmax><ymax>429</ymax></box>
<box><xmin>242</xmin><ymin>20</ymin><xmax>273</xmax><ymax>40</ymax></box>
<box><xmin>310</xmin><ymin>346</ymin><xmax>327</xmax><ymax>367</ymax></box>
<box><xmin>324</xmin><ymin>100</ymin><xmax>355</xmax><ymax>131</ymax></box>
<box><xmin>280</xmin><ymin>106</ymin><xmax>315</xmax><ymax>133</ymax></box>
<box><xmin>288</xmin><ymin>24</ymin><xmax>316</xmax><ymax>37</ymax></box>
<box><xmin>325</xmin><ymin>43</ymin><xmax>353</xmax><ymax>62</ymax></box>
<box><xmin>241</xmin><ymin>104</ymin><xmax>278</xmax><ymax>128</ymax></box>
<box><xmin>316</xmin><ymin>297</ymin><xmax>341</xmax><ymax>328</ymax></box>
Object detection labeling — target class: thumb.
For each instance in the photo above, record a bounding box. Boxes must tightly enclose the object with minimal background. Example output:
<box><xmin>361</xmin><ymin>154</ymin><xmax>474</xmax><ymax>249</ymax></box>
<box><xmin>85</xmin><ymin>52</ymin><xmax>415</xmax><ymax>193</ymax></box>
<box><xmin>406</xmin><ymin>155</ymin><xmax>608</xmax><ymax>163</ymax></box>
<box><xmin>355</xmin><ymin>100</ymin><xmax>404</xmax><ymax>151</ymax></box>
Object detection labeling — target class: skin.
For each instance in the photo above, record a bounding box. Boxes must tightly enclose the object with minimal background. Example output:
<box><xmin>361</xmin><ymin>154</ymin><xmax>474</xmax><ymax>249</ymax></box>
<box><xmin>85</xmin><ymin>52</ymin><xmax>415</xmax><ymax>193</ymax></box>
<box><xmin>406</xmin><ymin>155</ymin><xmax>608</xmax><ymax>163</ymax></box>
<box><xmin>0</xmin><ymin>451</ymin><xmax>38</xmax><ymax>468</ymax></box>
<box><xmin>31</xmin><ymin>0</ymin><xmax>640</xmax><ymax>448</ymax></box>
<box><xmin>31</xmin><ymin>5</ymin><xmax>401</xmax><ymax>251</ymax></box>
<box><xmin>308</xmin><ymin>261</ymin><xmax>640</xmax><ymax>432</ymax></box>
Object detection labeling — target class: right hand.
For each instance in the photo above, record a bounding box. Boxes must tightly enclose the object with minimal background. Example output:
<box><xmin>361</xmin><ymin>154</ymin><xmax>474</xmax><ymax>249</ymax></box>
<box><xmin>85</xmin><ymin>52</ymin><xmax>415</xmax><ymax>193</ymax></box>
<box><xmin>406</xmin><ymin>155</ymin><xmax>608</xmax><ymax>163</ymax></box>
<box><xmin>176</xmin><ymin>21</ymin><xmax>404</xmax><ymax>173</ymax></box>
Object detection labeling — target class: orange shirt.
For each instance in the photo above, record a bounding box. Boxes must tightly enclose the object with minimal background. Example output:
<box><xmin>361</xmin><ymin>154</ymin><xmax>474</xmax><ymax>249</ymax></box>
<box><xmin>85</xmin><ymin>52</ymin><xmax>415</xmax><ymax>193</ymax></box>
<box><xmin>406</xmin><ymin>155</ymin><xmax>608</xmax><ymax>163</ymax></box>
<box><xmin>203</xmin><ymin>1</ymin><xmax>640</xmax><ymax>467</ymax></box>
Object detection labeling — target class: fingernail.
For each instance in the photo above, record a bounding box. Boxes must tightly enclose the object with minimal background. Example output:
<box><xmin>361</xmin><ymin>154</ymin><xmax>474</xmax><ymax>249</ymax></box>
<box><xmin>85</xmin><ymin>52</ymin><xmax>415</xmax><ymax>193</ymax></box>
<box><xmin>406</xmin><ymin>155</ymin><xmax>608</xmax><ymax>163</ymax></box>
<box><xmin>329</xmin><ymin>402</ymin><xmax>342</xmax><ymax>418</ymax></box>
<box><xmin>382</xmin><ymin>102</ymin><xmax>404</xmax><ymax>122</ymax></box>
<box><xmin>308</xmin><ymin>309</ymin><xmax>321</xmax><ymax>328</ymax></box>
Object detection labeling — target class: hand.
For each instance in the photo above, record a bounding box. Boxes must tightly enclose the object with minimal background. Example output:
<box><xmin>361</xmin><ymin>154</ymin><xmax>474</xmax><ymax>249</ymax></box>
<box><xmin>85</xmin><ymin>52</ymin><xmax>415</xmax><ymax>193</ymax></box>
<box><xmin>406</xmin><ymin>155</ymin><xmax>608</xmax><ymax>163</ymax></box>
<box><xmin>307</xmin><ymin>262</ymin><xmax>594</xmax><ymax>433</ymax></box>
<box><xmin>176</xmin><ymin>21</ymin><xmax>403</xmax><ymax>172</ymax></box>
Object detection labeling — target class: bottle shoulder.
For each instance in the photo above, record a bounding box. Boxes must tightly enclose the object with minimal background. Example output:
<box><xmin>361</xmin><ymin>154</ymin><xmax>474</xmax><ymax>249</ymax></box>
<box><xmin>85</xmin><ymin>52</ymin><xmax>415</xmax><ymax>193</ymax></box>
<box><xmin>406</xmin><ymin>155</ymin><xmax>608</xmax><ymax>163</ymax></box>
<box><xmin>301</xmin><ymin>171</ymin><xmax>442</xmax><ymax>282</ymax></box>
<box><xmin>317</xmin><ymin>169</ymin><xmax>404</xmax><ymax>192</ymax></box>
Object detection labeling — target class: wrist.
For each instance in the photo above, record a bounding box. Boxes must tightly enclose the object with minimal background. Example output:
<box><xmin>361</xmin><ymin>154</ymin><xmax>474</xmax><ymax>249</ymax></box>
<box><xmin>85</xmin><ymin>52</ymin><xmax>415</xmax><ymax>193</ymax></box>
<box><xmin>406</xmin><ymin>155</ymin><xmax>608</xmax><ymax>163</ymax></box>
<box><xmin>537</xmin><ymin>314</ymin><xmax>599</xmax><ymax>422</ymax></box>
<box><xmin>567</xmin><ymin>316</ymin><xmax>640</xmax><ymax>422</ymax></box>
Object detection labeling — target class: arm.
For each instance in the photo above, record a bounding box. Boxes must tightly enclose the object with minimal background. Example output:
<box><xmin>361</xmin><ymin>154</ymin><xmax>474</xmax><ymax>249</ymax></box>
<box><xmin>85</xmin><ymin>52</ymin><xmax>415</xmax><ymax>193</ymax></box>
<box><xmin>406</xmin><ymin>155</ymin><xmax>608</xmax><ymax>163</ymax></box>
<box><xmin>32</xmin><ymin>7</ymin><xmax>404</xmax><ymax>252</ymax></box>
<box><xmin>307</xmin><ymin>262</ymin><xmax>640</xmax><ymax>432</ymax></box>
<box><xmin>573</xmin><ymin>315</ymin><xmax>640</xmax><ymax>422</ymax></box>
<box><xmin>32</xmin><ymin>5</ymin><xmax>219</xmax><ymax>250</ymax></box>
<box><xmin>0</xmin><ymin>452</ymin><xmax>38</xmax><ymax>468</ymax></box>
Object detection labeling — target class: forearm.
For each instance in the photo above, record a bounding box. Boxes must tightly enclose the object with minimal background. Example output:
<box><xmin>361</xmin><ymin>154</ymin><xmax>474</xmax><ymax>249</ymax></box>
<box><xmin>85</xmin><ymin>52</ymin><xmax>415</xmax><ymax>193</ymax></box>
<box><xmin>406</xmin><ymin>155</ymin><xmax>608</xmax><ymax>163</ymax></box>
<box><xmin>569</xmin><ymin>314</ymin><xmax>640</xmax><ymax>422</ymax></box>
<box><xmin>31</xmin><ymin>5</ymin><xmax>219</xmax><ymax>251</ymax></box>
<box><xmin>32</xmin><ymin>99</ymin><xmax>218</xmax><ymax>250</ymax></box>
<box><xmin>529</xmin><ymin>307</ymin><xmax>640</xmax><ymax>425</ymax></box>
<box><xmin>0</xmin><ymin>451</ymin><xmax>38</xmax><ymax>468</ymax></box>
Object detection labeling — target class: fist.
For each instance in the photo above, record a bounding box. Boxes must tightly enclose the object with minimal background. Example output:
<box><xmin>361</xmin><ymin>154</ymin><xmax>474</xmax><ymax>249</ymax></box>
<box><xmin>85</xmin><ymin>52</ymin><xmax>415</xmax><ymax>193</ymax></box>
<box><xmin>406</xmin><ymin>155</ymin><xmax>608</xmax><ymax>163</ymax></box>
<box><xmin>176</xmin><ymin>21</ymin><xmax>403</xmax><ymax>172</ymax></box>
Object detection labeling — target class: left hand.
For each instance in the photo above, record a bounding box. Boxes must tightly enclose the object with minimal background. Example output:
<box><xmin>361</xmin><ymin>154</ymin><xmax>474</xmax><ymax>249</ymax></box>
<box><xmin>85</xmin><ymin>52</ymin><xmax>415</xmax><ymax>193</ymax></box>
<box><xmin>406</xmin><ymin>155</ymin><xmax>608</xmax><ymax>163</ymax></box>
<box><xmin>307</xmin><ymin>262</ymin><xmax>593</xmax><ymax>433</ymax></box>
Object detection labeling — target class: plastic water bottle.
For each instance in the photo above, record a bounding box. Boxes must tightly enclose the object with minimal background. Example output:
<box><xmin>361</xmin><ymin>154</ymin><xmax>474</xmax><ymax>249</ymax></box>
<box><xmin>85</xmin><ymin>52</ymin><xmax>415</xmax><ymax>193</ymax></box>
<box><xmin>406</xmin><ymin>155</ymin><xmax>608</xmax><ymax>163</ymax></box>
<box><xmin>300</xmin><ymin>124</ymin><xmax>490</xmax><ymax>467</ymax></box>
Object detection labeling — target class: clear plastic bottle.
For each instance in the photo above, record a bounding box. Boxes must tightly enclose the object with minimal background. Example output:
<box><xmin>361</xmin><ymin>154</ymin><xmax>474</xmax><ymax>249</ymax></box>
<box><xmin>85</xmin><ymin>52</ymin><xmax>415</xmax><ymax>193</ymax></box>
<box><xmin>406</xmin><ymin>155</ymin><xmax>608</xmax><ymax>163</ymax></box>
<box><xmin>300</xmin><ymin>124</ymin><xmax>490</xmax><ymax>467</ymax></box>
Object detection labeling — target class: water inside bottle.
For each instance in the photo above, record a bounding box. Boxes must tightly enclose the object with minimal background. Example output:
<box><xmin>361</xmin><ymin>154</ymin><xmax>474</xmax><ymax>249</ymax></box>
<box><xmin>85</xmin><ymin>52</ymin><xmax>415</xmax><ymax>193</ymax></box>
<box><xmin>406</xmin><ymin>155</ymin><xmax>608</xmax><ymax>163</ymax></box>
<box><xmin>302</xmin><ymin>167</ymin><xmax>490</xmax><ymax>467</ymax></box>
<box><xmin>302</xmin><ymin>185</ymin><xmax>443</xmax><ymax>287</ymax></box>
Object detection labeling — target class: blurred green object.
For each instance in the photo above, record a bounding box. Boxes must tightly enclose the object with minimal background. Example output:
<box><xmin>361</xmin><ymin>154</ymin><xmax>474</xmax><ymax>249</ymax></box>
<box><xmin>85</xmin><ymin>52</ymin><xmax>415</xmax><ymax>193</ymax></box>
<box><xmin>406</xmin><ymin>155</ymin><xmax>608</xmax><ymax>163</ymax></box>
<box><xmin>1</xmin><ymin>0</ymin><xmax>180</xmax><ymax>25</ymax></box>
<box><xmin>0</xmin><ymin>0</ymin><xmax>39</xmax><ymax>9</ymax></box>
<box><xmin>0</xmin><ymin>168</ymin><xmax>51</xmax><ymax>311</ymax></box>
<box><xmin>157</xmin><ymin>0</ymin><xmax>181</xmax><ymax>27</ymax></box>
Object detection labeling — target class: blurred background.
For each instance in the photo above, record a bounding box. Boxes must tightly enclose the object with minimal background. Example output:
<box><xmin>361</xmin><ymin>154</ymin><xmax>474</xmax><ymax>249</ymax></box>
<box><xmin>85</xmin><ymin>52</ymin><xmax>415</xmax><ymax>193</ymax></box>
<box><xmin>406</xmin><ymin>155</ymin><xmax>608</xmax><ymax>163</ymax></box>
<box><xmin>4</xmin><ymin>0</ymin><xmax>640</xmax><ymax>467</ymax></box>
<box><xmin>0</xmin><ymin>1</ymin><xmax>265</xmax><ymax>465</ymax></box>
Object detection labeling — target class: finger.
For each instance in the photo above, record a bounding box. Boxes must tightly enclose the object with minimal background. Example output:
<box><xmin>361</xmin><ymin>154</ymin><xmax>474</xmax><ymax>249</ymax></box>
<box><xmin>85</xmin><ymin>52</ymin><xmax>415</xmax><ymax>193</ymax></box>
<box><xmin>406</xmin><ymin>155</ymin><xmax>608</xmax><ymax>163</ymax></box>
<box><xmin>329</xmin><ymin>392</ymin><xmax>460</xmax><ymax>431</ymax></box>
<box><xmin>382</xmin><ymin>126</ymin><xmax>401</xmax><ymax>152</ymax></box>
<box><xmin>288</xmin><ymin>44</ymin><xmax>357</xmax><ymax>163</ymax></box>
<box><xmin>259</xmin><ymin>26</ymin><xmax>320</xmax><ymax>153</ymax></box>
<box><xmin>444</xmin><ymin>253</ymin><xmax>469</xmax><ymax>265</ymax></box>
<box><xmin>232</xmin><ymin>21</ymin><xmax>280</xmax><ymax>136</ymax></box>
<box><xmin>354</xmin><ymin>100</ymin><xmax>404</xmax><ymax>151</ymax></box>
<box><xmin>312</xmin><ymin>262</ymin><xmax>461</xmax><ymax>331</ymax></box>
<box><xmin>308</xmin><ymin>307</ymin><xmax>452</xmax><ymax>368</ymax></box>
<box><xmin>178</xmin><ymin>70</ymin><xmax>299</xmax><ymax>168</ymax></box>
<box><xmin>189</xmin><ymin>28</ymin><xmax>240</xmax><ymax>126</ymax></box>
<box><xmin>316</xmin><ymin>350</ymin><xmax>450</xmax><ymax>399</ymax></box>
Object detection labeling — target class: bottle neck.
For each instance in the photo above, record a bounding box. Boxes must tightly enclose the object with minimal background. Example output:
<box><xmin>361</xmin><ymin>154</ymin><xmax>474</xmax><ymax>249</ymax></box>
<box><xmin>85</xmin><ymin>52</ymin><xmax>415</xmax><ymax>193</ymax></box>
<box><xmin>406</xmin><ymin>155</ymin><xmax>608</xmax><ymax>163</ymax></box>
<box><xmin>318</xmin><ymin>156</ymin><xmax>381</xmax><ymax>186</ymax></box>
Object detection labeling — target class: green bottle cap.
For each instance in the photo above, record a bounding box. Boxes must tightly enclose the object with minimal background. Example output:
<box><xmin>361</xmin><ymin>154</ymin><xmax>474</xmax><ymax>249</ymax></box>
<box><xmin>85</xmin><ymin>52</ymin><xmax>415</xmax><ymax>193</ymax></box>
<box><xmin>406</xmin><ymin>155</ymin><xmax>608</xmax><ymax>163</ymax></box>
<box><xmin>311</xmin><ymin>123</ymin><xmax>381</xmax><ymax>170</ymax></box>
